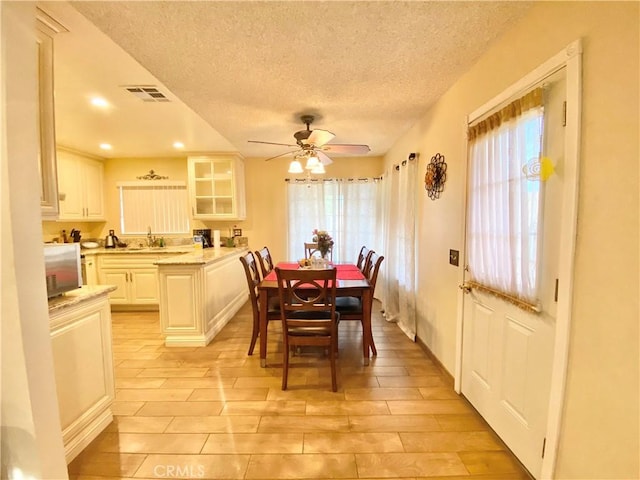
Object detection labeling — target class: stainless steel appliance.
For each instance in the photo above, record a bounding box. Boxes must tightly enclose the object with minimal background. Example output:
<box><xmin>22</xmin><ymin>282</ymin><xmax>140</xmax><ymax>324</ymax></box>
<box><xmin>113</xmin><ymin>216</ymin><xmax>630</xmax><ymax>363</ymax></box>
<box><xmin>44</xmin><ymin>243</ymin><xmax>82</xmax><ymax>298</ymax></box>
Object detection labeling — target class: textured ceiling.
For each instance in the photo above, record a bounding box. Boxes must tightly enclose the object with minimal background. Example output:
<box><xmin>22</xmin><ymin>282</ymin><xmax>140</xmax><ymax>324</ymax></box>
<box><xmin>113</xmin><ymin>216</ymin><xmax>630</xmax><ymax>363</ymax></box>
<box><xmin>49</xmin><ymin>1</ymin><xmax>532</xmax><ymax>159</ymax></box>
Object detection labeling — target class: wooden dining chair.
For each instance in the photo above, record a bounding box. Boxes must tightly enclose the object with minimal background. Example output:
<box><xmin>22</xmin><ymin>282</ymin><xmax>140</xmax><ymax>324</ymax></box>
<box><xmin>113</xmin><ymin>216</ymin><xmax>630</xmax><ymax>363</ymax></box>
<box><xmin>335</xmin><ymin>252</ymin><xmax>384</xmax><ymax>356</ymax></box>
<box><xmin>304</xmin><ymin>242</ymin><xmax>319</xmax><ymax>259</ymax></box>
<box><xmin>255</xmin><ymin>246</ymin><xmax>274</xmax><ymax>278</ymax></box>
<box><xmin>305</xmin><ymin>242</ymin><xmax>332</xmax><ymax>261</ymax></box>
<box><xmin>239</xmin><ymin>251</ymin><xmax>280</xmax><ymax>355</ymax></box>
<box><xmin>275</xmin><ymin>266</ymin><xmax>340</xmax><ymax>391</ymax></box>
<box><xmin>356</xmin><ymin>246</ymin><xmax>372</xmax><ymax>272</ymax></box>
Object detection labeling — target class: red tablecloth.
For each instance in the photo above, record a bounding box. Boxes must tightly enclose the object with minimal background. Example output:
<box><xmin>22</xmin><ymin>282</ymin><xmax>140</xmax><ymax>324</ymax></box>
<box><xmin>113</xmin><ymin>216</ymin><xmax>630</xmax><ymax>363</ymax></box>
<box><xmin>264</xmin><ymin>263</ymin><xmax>365</xmax><ymax>281</ymax></box>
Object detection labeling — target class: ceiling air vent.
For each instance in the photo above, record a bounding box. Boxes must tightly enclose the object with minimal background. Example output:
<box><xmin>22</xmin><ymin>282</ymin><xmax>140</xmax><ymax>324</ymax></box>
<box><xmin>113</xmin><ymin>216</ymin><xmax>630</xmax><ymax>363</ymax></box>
<box><xmin>123</xmin><ymin>85</ymin><xmax>170</xmax><ymax>102</ymax></box>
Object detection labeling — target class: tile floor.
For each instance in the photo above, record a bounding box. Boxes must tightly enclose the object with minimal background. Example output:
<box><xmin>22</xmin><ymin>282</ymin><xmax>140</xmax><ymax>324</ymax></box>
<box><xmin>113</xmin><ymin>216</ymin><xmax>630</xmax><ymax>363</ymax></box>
<box><xmin>68</xmin><ymin>301</ymin><xmax>532</xmax><ymax>479</ymax></box>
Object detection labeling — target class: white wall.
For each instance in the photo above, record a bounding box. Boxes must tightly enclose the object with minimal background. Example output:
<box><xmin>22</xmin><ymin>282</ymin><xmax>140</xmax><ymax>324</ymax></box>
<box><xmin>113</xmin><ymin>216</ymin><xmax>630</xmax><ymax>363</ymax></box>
<box><xmin>1</xmin><ymin>2</ymin><xmax>68</xmax><ymax>478</ymax></box>
<box><xmin>384</xmin><ymin>2</ymin><xmax>638</xmax><ymax>478</ymax></box>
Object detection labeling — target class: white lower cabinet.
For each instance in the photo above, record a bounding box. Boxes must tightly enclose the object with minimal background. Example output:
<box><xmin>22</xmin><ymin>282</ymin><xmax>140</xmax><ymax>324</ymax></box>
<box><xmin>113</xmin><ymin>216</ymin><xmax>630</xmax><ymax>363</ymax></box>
<box><xmin>82</xmin><ymin>255</ymin><xmax>99</xmax><ymax>285</ymax></box>
<box><xmin>98</xmin><ymin>254</ymin><xmax>165</xmax><ymax>307</ymax></box>
<box><xmin>49</xmin><ymin>289</ymin><xmax>115</xmax><ymax>463</ymax></box>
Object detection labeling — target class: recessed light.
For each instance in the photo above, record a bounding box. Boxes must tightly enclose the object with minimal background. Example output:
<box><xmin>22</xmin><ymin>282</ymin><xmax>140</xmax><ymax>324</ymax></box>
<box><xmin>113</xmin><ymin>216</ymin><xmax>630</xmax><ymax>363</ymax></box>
<box><xmin>91</xmin><ymin>97</ymin><xmax>109</xmax><ymax>108</ymax></box>
<box><xmin>99</xmin><ymin>143</ymin><xmax>112</xmax><ymax>150</ymax></box>
<box><xmin>173</xmin><ymin>142</ymin><xmax>185</xmax><ymax>149</ymax></box>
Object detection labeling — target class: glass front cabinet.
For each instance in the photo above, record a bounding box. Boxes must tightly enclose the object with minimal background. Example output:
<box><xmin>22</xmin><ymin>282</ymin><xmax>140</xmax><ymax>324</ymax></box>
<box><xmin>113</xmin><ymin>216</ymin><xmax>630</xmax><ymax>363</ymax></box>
<box><xmin>187</xmin><ymin>154</ymin><xmax>246</xmax><ymax>220</ymax></box>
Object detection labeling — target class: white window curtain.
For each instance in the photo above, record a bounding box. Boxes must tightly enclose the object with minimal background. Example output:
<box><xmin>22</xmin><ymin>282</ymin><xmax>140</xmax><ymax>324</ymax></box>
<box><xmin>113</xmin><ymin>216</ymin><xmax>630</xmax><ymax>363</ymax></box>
<box><xmin>381</xmin><ymin>157</ymin><xmax>417</xmax><ymax>340</ymax></box>
<box><xmin>467</xmin><ymin>88</ymin><xmax>544</xmax><ymax>308</ymax></box>
<box><xmin>287</xmin><ymin>179</ymin><xmax>380</xmax><ymax>263</ymax></box>
<box><xmin>118</xmin><ymin>181</ymin><xmax>190</xmax><ymax>234</ymax></box>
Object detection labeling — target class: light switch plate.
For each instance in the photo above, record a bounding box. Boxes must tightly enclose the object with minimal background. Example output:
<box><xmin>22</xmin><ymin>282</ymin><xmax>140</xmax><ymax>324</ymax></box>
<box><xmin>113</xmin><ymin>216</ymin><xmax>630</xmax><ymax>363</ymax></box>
<box><xmin>449</xmin><ymin>249</ymin><xmax>459</xmax><ymax>267</ymax></box>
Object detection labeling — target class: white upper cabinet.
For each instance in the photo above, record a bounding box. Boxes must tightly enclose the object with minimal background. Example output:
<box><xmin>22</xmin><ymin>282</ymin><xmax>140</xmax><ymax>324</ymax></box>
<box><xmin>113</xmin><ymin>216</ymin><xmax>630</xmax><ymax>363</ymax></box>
<box><xmin>57</xmin><ymin>149</ymin><xmax>105</xmax><ymax>221</ymax></box>
<box><xmin>37</xmin><ymin>10</ymin><xmax>65</xmax><ymax>219</ymax></box>
<box><xmin>188</xmin><ymin>154</ymin><xmax>246</xmax><ymax>220</ymax></box>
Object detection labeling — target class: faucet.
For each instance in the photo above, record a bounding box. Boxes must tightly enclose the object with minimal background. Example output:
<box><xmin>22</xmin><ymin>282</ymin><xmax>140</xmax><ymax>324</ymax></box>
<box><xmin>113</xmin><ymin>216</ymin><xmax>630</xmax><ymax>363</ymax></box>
<box><xmin>146</xmin><ymin>226</ymin><xmax>156</xmax><ymax>247</ymax></box>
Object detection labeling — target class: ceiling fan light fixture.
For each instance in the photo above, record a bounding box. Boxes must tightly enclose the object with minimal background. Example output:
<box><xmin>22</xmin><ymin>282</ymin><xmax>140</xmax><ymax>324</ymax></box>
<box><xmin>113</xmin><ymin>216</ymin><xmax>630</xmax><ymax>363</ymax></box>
<box><xmin>288</xmin><ymin>160</ymin><xmax>303</xmax><ymax>174</ymax></box>
<box><xmin>305</xmin><ymin>154</ymin><xmax>320</xmax><ymax>169</ymax></box>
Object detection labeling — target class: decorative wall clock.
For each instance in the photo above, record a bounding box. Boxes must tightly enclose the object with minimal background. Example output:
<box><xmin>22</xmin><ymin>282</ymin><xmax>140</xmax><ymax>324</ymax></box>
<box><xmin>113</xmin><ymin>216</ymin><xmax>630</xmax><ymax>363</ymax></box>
<box><xmin>424</xmin><ymin>153</ymin><xmax>447</xmax><ymax>200</ymax></box>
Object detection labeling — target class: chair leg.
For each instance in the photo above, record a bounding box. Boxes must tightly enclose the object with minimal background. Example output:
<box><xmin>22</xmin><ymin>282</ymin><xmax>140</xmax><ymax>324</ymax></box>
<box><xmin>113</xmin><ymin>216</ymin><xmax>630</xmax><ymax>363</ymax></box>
<box><xmin>329</xmin><ymin>340</ymin><xmax>337</xmax><ymax>392</ymax></box>
<box><xmin>369</xmin><ymin>336</ymin><xmax>377</xmax><ymax>356</ymax></box>
<box><xmin>247</xmin><ymin>315</ymin><xmax>259</xmax><ymax>356</ymax></box>
<box><xmin>362</xmin><ymin>320</ymin><xmax>377</xmax><ymax>356</ymax></box>
<box><xmin>282</xmin><ymin>340</ymin><xmax>290</xmax><ymax>391</ymax></box>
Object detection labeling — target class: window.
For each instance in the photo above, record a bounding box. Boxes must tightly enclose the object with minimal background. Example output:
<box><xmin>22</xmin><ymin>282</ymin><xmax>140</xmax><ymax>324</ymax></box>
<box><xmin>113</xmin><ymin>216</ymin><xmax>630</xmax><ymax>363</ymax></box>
<box><xmin>118</xmin><ymin>181</ymin><xmax>190</xmax><ymax>235</ymax></box>
<box><xmin>287</xmin><ymin>179</ymin><xmax>380</xmax><ymax>263</ymax></box>
<box><xmin>466</xmin><ymin>88</ymin><xmax>545</xmax><ymax>307</ymax></box>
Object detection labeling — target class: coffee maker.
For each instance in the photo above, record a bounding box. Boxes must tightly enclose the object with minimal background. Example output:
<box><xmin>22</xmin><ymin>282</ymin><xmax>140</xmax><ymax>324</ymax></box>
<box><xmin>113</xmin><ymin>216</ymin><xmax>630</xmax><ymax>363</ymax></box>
<box><xmin>193</xmin><ymin>229</ymin><xmax>212</xmax><ymax>248</ymax></box>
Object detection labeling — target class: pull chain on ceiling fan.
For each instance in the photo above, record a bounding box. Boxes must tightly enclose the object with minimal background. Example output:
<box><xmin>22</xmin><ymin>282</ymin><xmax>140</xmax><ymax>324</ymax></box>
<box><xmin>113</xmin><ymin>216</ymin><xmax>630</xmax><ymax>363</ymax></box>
<box><xmin>248</xmin><ymin>114</ymin><xmax>370</xmax><ymax>174</ymax></box>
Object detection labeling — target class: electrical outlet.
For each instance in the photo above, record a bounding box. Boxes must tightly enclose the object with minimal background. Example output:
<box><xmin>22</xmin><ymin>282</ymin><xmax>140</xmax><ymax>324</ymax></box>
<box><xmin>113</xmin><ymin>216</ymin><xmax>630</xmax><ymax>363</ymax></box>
<box><xmin>449</xmin><ymin>249</ymin><xmax>459</xmax><ymax>267</ymax></box>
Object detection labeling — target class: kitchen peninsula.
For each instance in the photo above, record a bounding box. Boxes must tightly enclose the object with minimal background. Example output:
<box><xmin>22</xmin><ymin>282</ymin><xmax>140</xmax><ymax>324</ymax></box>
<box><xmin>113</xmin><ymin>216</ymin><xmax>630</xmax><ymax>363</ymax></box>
<box><xmin>48</xmin><ymin>285</ymin><xmax>117</xmax><ymax>462</ymax></box>
<box><xmin>155</xmin><ymin>247</ymin><xmax>248</xmax><ymax>346</ymax></box>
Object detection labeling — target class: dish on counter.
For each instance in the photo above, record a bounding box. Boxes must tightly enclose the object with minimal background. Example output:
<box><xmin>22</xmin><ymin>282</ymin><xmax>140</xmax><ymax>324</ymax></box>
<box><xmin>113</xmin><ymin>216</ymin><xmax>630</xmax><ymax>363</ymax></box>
<box><xmin>81</xmin><ymin>242</ymin><xmax>99</xmax><ymax>249</ymax></box>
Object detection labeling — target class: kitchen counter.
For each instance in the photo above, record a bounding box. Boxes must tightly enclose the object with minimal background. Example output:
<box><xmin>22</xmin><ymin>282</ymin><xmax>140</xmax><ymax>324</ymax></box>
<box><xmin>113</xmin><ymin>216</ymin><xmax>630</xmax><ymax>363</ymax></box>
<box><xmin>48</xmin><ymin>284</ymin><xmax>117</xmax><ymax>314</ymax></box>
<box><xmin>48</xmin><ymin>284</ymin><xmax>115</xmax><ymax>463</ymax></box>
<box><xmin>81</xmin><ymin>244</ymin><xmax>195</xmax><ymax>256</ymax></box>
<box><xmin>156</xmin><ymin>247</ymin><xmax>249</xmax><ymax>346</ymax></box>
<box><xmin>154</xmin><ymin>246</ymin><xmax>247</xmax><ymax>266</ymax></box>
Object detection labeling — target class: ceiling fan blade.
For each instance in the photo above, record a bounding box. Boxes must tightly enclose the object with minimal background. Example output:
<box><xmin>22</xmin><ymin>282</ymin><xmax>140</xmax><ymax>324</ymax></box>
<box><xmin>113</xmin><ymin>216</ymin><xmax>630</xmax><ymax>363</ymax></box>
<box><xmin>306</xmin><ymin>129</ymin><xmax>335</xmax><ymax>147</ymax></box>
<box><xmin>264</xmin><ymin>150</ymin><xmax>298</xmax><ymax>162</ymax></box>
<box><xmin>249</xmin><ymin>140</ymin><xmax>298</xmax><ymax>148</ymax></box>
<box><xmin>317</xmin><ymin>151</ymin><xmax>333</xmax><ymax>166</ymax></box>
<box><xmin>320</xmin><ymin>143</ymin><xmax>371</xmax><ymax>155</ymax></box>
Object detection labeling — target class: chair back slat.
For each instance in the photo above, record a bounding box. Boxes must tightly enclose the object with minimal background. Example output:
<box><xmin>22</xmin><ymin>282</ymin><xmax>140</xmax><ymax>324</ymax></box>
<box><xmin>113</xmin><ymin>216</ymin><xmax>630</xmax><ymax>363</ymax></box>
<box><xmin>356</xmin><ymin>246</ymin><xmax>369</xmax><ymax>270</ymax></box>
<box><xmin>255</xmin><ymin>246</ymin><xmax>274</xmax><ymax>278</ymax></box>
<box><xmin>276</xmin><ymin>267</ymin><xmax>337</xmax><ymax>319</ymax></box>
<box><xmin>362</xmin><ymin>250</ymin><xmax>375</xmax><ymax>276</ymax></box>
<box><xmin>366</xmin><ymin>252</ymin><xmax>384</xmax><ymax>293</ymax></box>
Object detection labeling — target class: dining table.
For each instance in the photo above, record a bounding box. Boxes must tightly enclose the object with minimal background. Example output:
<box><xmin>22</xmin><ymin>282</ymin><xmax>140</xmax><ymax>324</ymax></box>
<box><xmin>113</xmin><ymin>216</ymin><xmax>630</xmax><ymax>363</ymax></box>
<box><xmin>257</xmin><ymin>262</ymin><xmax>373</xmax><ymax>367</ymax></box>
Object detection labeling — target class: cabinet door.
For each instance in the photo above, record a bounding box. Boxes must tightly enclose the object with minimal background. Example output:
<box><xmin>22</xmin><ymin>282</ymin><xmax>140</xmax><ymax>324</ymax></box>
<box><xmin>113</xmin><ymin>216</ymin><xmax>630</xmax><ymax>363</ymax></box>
<box><xmin>58</xmin><ymin>154</ymin><xmax>84</xmax><ymax>220</ymax></box>
<box><xmin>36</xmin><ymin>19</ymin><xmax>59</xmax><ymax>219</ymax></box>
<box><xmin>83</xmin><ymin>159</ymin><xmax>105</xmax><ymax>220</ymax></box>
<box><xmin>233</xmin><ymin>157</ymin><xmax>246</xmax><ymax>220</ymax></box>
<box><xmin>83</xmin><ymin>257</ymin><xmax>98</xmax><ymax>285</ymax></box>
<box><xmin>188</xmin><ymin>155</ymin><xmax>246</xmax><ymax>220</ymax></box>
<box><xmin>130</xmin><ymin>269</ymin><xmax>159</xmax><ymax>304</ymax></box>
<box><xmin>101</xmin><ymin>270</ymin><xmax>129</xmax><ymax>303</ymax></box>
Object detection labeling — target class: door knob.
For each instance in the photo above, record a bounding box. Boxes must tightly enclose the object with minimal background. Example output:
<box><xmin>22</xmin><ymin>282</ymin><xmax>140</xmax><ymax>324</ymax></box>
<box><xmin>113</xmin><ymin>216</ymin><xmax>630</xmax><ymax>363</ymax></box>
<box><xmin>458</xmin><ymin>283</ymin><xmax>472</xmax><ymax>294</ymax></box>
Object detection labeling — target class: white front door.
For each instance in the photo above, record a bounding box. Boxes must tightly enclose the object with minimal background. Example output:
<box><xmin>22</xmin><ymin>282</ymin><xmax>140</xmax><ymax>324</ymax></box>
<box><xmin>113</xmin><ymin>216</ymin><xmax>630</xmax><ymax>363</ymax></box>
<box><xmin>461</xmin><ymin>69</ymin><xmax>566</xmax><ymax>478</ymax></box>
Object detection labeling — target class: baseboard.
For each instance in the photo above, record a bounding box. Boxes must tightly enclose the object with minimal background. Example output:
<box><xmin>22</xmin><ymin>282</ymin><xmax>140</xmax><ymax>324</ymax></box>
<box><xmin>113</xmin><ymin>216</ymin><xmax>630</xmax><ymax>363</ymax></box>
<box><xmin>415</xmin><ymin>335</ymin><xmax>454</xmax><ymax>387</ymax></box>
<box><xmin>63</xmin><ymin>407</ymin><xmax>113</xmax><ymax>464</ymax></box>
<box><xmin>110</xmin><ymin>304</ymin><xmax>159</xmax><ymax>312</ymax></box>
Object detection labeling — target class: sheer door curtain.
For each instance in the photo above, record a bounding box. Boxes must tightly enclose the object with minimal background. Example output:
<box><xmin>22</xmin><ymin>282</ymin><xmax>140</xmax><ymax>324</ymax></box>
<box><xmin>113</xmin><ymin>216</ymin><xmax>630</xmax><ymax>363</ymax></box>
<box><xmin>381</xmin><ymin>157</ymin><xmax>417</xmax><ymax>340</ymax></box>
<box><xmin>467</xmin><ymin>88</ymin><xmax>545</xmax><ymax>309</ymax></box>
<box><xmin>287</xmin><ymin>179</ymin><xmax>380</xmax><ymax>264</ymax></box>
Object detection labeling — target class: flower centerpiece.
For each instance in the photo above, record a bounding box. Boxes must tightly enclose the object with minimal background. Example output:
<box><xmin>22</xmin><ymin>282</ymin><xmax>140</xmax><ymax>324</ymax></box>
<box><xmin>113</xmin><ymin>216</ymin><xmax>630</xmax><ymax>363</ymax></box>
<box><xmin>312</xmin><ymin>229</ymin><xmax>334</xmax><ymax>259</ymax></box>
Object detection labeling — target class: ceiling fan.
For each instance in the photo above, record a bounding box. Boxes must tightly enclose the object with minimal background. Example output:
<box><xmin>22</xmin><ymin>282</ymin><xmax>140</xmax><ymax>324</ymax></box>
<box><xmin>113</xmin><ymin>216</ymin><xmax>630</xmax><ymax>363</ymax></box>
<box><xmin>248</xmin><ymin>115</ymin><xmax>370</xmax><ymax>168</ymax></box>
